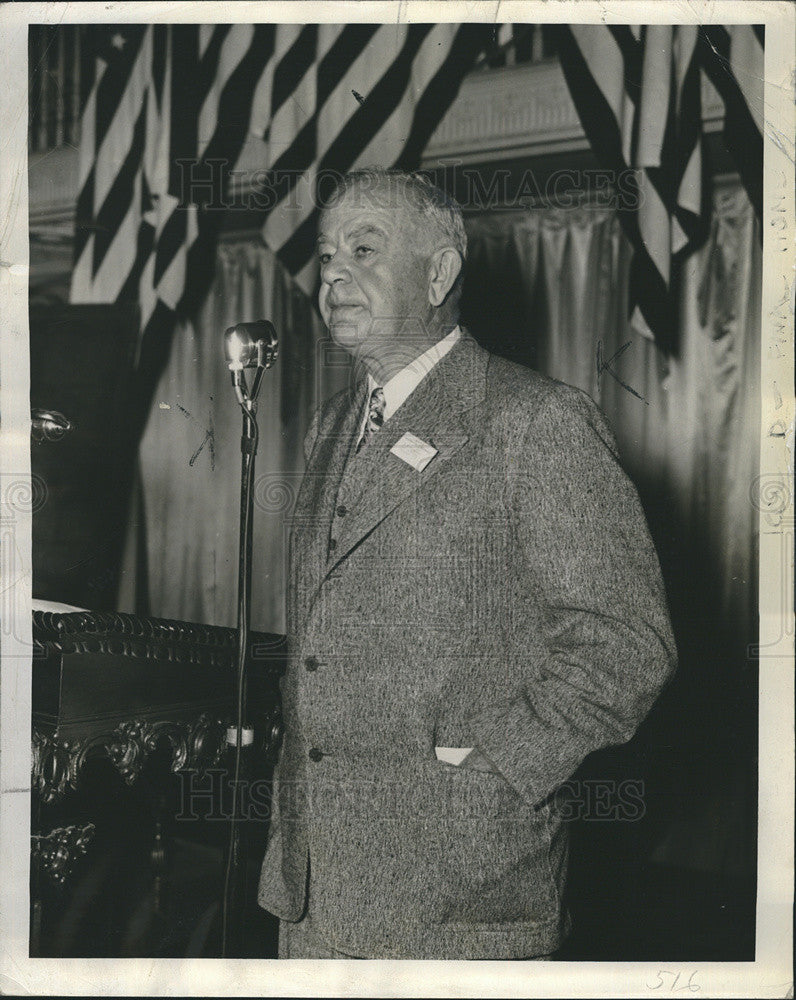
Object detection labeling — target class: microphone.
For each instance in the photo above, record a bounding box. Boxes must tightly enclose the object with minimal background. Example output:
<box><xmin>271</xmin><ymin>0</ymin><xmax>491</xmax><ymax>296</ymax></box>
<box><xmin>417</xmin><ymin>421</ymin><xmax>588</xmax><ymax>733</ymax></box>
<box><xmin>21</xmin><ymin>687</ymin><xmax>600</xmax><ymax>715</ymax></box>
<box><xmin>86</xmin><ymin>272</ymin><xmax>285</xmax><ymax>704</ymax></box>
<box><xmin>223</xmin><ymin>321</ymin><xmax>279</xmax><ymax>409</ymax></box>
<box><xmin>223</xmin><ymin>321</ymin><xmax>278</xmax><ymax>372</ymax></box>
<box><xmin>219</xmin><ymin>318</ymin><xmax>279</xmax><ymax>956</ymax></box>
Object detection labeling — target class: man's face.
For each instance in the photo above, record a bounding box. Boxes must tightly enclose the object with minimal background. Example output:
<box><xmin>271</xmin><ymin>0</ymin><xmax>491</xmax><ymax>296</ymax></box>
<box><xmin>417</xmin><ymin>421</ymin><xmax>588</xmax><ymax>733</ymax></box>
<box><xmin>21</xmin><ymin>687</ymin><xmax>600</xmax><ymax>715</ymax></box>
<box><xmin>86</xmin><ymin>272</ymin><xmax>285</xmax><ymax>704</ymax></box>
<box><xmin>317</xmin><ymin>185</ymin><xmax>431</xmax><ymax>360</ymax></box>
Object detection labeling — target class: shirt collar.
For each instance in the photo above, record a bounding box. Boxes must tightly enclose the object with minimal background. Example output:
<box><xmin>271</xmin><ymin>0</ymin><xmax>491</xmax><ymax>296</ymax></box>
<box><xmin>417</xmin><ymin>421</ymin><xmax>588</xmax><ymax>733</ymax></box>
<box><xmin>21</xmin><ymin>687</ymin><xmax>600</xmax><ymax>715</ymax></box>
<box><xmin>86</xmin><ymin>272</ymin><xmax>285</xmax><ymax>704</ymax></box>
<box><xmin>366</xmin><ymin>326</ymin><xmax>462</xmax><ymax>423</ymax></box>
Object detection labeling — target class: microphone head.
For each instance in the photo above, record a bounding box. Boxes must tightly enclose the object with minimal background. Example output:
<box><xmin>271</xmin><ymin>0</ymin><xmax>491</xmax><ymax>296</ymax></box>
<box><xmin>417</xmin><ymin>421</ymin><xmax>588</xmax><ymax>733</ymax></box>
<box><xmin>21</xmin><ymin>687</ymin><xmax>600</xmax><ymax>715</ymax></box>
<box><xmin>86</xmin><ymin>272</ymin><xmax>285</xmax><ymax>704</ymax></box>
<box><xmin>224</xmin><ymin>321</ymin><xmax>278</xmax><ymax>370</ymax></box>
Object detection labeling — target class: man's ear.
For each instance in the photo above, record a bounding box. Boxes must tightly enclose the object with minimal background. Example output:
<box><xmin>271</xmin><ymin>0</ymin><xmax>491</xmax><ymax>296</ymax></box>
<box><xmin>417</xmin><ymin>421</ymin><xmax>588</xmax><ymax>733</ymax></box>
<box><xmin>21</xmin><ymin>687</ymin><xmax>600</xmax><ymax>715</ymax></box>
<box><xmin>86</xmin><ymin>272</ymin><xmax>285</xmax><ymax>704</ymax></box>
<box><xmin>427</xmin><ymin>247</ymin><xmax>463</xmax><ymax>307</ymax></box>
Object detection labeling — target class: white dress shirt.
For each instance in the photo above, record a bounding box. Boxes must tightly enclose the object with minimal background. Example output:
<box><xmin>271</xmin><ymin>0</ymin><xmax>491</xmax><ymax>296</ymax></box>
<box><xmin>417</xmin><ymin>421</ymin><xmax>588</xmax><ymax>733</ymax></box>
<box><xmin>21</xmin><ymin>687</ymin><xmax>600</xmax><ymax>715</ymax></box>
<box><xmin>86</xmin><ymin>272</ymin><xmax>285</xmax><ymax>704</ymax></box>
<box><xmin>356</xmin><ymin>326</ymin><xmax>462</xmax><ymax>447</ymax></box>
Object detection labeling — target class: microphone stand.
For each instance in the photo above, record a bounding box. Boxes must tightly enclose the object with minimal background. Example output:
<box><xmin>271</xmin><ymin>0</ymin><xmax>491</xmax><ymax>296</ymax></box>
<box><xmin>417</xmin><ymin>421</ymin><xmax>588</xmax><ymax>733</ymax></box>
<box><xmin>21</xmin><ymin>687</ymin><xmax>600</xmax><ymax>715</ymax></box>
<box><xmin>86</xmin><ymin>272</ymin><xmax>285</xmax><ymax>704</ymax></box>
<box><xmin>221</xmin><ymin>322</ymin><xmax>278</xmax><ymax>957</ymax></box>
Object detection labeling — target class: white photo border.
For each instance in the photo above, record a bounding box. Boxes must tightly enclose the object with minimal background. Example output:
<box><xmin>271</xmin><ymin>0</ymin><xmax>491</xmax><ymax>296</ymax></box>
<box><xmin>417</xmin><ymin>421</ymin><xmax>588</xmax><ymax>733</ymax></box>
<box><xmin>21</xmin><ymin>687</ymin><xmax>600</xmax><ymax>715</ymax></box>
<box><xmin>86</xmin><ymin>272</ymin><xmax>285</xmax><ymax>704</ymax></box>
<box><xmin>1</xmin><ymin>2</ymin><xmax>793</xmax><ymax>996</ymax></box>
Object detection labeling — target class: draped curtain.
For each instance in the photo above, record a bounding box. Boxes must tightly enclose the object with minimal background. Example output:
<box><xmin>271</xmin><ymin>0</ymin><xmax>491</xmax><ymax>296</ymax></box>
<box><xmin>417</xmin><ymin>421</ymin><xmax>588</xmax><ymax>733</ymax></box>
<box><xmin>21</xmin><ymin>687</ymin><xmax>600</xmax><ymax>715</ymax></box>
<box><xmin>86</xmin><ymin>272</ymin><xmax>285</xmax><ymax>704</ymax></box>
<box><xmin>121</xmin><ymin>238</ymin><xmax>345</xmax><ymax>633</ymax></box>
<box><xmin>463</xmin><ymin>182</ymin><xmax>760</xmax><ymax>659</ymax></box>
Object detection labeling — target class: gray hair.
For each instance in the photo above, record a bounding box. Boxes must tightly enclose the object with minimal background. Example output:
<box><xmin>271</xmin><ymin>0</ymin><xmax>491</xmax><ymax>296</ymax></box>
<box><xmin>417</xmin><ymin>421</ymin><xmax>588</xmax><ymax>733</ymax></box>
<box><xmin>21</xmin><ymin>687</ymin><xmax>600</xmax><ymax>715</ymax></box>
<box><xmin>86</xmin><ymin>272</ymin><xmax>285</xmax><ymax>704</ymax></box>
<box><xmin>324</xmin><ymin>167</ymin><xmax>467</xmax><ymax>262</ymax></box>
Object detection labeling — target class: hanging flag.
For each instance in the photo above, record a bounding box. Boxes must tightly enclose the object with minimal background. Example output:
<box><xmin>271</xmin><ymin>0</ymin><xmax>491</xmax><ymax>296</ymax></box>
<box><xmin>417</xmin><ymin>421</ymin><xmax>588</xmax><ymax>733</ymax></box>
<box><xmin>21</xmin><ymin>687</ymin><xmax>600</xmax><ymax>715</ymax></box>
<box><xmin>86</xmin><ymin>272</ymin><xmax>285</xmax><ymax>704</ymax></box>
<box><xmin>71</xmin><ymin>24</ymin><xmax>278</xmax><ymax>377</ymax></box>
<box><xmin>71</xmin><ymin>25</ymin><xmax>154</xmax><ymax>308</ymax></box>
<box><xmin>70</xmin><ymin>22</ymin><xmax>490</xmax><ymax>383</ymax></box>
<box><xmin>697</xmin><ymin>25</ymin><xmax>764</xmax><ymax>217</ymax></box>
<box><xmin>553</xmin><ymin>24</ymin><xmax>763</xmax><ymax>350</ymax></box>
<box><xmin>249</xmin><ymin>23</ymin><xmax>492</xmax><ymax>295</ymax></box>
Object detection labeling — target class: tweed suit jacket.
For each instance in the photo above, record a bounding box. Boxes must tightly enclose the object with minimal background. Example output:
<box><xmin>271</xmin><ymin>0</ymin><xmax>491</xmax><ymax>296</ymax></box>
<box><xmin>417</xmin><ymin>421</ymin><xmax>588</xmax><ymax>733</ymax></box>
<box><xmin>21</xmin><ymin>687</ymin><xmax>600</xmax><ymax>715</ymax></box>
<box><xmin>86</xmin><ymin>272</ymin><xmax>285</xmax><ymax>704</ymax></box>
<box><xmin>258</xmin><ymin>333</ymin><xmax>676</xmax><ymax>959</ymax></box>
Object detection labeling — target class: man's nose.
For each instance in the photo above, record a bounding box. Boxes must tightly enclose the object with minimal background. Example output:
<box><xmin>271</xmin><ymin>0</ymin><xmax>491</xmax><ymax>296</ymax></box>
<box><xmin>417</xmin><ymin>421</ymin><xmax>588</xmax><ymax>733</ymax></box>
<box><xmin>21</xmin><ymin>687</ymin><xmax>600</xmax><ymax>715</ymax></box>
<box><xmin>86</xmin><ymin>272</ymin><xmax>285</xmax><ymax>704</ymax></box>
<box><xmin>320</xmin><ymin>253</ymin><xmax>350</xmax><ymax>284</ymax></box>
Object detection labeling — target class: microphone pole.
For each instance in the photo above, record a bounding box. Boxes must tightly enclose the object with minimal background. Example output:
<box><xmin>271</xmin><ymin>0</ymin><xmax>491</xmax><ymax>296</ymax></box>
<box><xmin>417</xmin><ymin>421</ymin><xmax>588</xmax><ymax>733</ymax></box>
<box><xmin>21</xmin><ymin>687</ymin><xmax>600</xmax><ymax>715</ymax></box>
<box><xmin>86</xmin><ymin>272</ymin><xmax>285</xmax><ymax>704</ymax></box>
<box><xmin>221</xmin><ymin>321</ymin><xmax>278</xmax><ymax>957</ymax></box>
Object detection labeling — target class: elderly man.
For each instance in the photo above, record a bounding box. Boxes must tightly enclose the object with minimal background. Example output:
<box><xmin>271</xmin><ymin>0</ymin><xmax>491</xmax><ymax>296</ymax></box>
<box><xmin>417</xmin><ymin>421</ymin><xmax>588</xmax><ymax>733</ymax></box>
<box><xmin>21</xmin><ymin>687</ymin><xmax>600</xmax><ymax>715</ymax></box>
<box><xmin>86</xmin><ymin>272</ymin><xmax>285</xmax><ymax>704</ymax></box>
<box><xmin>257</xmin><ymin>168</ymin><xmax>676</xmax><ymax>960</ymax></box>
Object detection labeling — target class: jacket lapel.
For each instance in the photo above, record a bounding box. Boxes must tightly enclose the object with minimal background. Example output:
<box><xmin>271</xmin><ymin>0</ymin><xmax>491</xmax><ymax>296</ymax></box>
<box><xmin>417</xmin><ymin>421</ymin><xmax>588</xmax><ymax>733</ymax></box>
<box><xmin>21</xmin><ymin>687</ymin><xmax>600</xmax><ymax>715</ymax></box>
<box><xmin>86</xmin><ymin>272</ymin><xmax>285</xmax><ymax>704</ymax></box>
<box><xmin>328</xmin><ymin>334</ymin><xmax>488</xmax><ymax>574</ymax></box>
<box><xmin>290</xmin><ymin>375</ymin><xmax>368</xmax><ymax>622</ymax></box>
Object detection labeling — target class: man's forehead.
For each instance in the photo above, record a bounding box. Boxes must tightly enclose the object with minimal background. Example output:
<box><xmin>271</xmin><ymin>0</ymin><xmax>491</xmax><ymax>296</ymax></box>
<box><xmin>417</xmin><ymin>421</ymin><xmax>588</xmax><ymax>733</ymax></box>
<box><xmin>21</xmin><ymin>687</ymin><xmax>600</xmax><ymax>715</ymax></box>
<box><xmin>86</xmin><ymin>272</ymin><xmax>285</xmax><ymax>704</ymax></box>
<box><xmin>318</xmin><ymin>189</ymin><xmax>411</xmax><ymax>237</ymax></box>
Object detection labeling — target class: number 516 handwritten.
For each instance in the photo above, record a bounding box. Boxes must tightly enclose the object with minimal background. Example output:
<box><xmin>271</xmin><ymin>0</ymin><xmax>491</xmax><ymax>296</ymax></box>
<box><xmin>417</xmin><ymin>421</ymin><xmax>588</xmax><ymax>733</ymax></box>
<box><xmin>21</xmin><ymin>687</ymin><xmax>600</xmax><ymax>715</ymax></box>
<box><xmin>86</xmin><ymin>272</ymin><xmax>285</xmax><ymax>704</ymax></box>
<box><xmin>647</xmin><ymin>970</ymin><xmax>700</xmax><ymax>992</ymax></box>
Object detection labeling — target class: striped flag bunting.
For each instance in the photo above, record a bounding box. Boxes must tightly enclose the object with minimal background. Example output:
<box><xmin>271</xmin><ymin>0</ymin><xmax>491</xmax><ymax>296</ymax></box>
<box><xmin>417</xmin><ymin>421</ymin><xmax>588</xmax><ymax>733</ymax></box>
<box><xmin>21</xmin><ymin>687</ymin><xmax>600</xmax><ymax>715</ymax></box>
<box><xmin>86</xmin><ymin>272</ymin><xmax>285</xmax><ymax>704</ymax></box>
<box><xmin>697</xmin><ymin>25</ymin><xmax>764</xmax><ymax>217</ymax></box>
<box><xmin>250</xmin><ymin>24</ymin><xmax>491</xmax><ymax>296</ymax></box>
<box><xmin>553</xmin><ymin>24</ymin><xmax>763</xmax><ymax>350</ymax></box>
<box><xmin>70</xmin><ymin>23</ymin><xmax>491</xmax><ymax>397</ymax></box>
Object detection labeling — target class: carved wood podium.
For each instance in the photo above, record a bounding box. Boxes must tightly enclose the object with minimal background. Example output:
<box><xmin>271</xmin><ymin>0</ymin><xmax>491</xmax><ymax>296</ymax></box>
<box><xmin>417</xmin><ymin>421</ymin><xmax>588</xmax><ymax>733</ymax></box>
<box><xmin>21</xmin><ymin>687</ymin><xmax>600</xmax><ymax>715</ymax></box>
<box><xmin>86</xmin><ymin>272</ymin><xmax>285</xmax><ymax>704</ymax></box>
<box><xmin>30</xmin><ymin>608</ymin><xmax>285</xmax><ymax>956</ymax></box>
<box><xmin>28</xmin><ymin>305</ymin><xmax>286</xmax><ymax>955</ymax></box>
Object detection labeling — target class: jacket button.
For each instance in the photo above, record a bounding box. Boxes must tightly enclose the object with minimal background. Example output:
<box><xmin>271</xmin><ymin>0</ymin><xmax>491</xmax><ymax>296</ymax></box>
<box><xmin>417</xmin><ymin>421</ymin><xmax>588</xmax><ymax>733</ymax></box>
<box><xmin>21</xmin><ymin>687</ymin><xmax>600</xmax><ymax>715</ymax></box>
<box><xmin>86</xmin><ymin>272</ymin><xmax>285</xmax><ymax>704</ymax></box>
<box><xmin>336</xmin><ymin>504</ymin><xmax>347</xmax><ymax>517</ymax></box>
<box><xmin>305</xmin><ymin>656</ymin><xmax>319</xmax><ymax>672</ymax></box>
<box><xmin>328</xmin><ymin>538</ymin><xmax>337</xmax><ymax>551</ymax></box>
<box><xmin>308</xmin><ymin>747</ymin><xmax>324</xmax><ymax>762</ymax></box>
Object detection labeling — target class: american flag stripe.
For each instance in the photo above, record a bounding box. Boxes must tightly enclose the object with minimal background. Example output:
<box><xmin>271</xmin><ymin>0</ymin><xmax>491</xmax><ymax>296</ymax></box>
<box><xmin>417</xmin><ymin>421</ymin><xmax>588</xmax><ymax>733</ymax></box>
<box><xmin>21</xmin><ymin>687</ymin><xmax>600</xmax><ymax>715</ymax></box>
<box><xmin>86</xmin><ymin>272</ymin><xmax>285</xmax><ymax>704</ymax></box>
<box><xmin>110</xmin><ymin>37</ymin><xmax>165</xmax><ymax>308</ymax></box>
<box><xmin>355</xmin><ymin>24</ymin><xmax>458</xmax><ymax>167</ymax></box>
<box><xmin>141</xmin><ymin>23</ymin><xmax>268</xmax><ymax>324</ymax></box>
<box><xmin>153</xmin><ymin>207</ymin><xmax>185</xmax><ymax>290</ymax></box>
<box><xmin>115</xmin><ymin>176</ymin><xmax>155</xmax><ymax>304</ymax></box>
<box><xmin>153</xmin><ymin>206</ymin><xmax>199</xmax><ymax>313</ymax></box>
<box><xmin>73</xmin><ymin>37</ymin><xmax>101</xmax><ymax>271</ymax></box>
<box><xmin>138</xmin><ymin>26</ymin><xmax>174</xmax><ymax>328</ymax></box>
<box><xmin>571</xmin><ymin>26</ymin><xmax>626</xmax><ymax>123</ymax></box>
<box><xmin>166</xmin><ymin>27</ymin><xmax>198</xmax><ymax>195</ymax></box>
<box><xmin>564</xmin><ymin>26</ymin><xmax>629</xmax><ymax>167</ymax></box>
<box><xmin>197</xmin><ymin>26</ymin><xmax>276</xmax><ymax>179</ymax></box>
<box><xmin>554</xmin><ymin>27</ymin><xmax>634</xmax><ymax>214</ymax></box>
<box><xmin>637</xmin><ymin>28</ymin><xmax>671</xmax><ymax>164</ymax></box>
<box><xmin>397</xmin><ymin>23</ymin><xmax>493</xmax><ymax>167</ymax></box>
<box><xmin>262</xmin><ymin>23</ymin><xmax>419</xmax><ymax>271</ymax></box>
<box><xmin>92</xmin><ymin>101</ymin><xmax>149</xmax><ymax>292</ymax></box>
<box><xmin>72</xmin><ymin>150</ymin><xmax>95</xmax><ymax>287</ymax></box>
<box><xmin>555</xmin><ymin>23</ymin><xmax>760</xmax><ymax>348</ymax></box>
<box><xmin>317</xmin><ymin>26</ymin><xmax>379</xmax><ymax>107</ymax></box>
<box><xmin>196</xmin><ymin>25</ymin><xmax>235</xmax><ymax>146</ymax></box>
<box><xmin>248</xmin><ymin>25</ymin><xmax>303</xmax><ymax>138</ymax></box>
<box><xmin>198</xmin><ymin>22</ymin><xmax>224</xmax><ymax>59</ymax></box>
<box><xmin>151</xmin><ymin>22</ymin><xmax>167</xmax><ymax>108</ymax></box>
<box><xmin>146</xmin><ymin>26</ymin><xmax>196</xmax><ymax>303</ymax></box>
<box><xmin>261</xmin><ymin>25</ymin><xmax>384</xmax><ymax>232</ymax></box>
<box><xmin>613</xmin><ymin>25</ymin><xmax>642</xmax><ymax>169</ymax></box>
<box><xmin>636</xmin><ymin>172</ymin><xmax>671</xmax><ymax>285</ymax></box>
<box><xmin>93</xmin><ymin>180</ymin><xmax>144</xmax><ymax>301</ymax></box>
<box><xmin>197</xmin><ymin>24</ymin><xmax>254</xmax><ymax>155</ymax></box>
<box><xmin>92</xmin><ymin>98</ymin><xmax>148</xmax><ymax>275</ymax></box>
<box><xmin>698</xmin><ymin>25</ymin><xmax>764</xmax><ymax>219</ymax></box>
<box><xmin>726</xmin><ymin>25</ymin><xmax>764</xmax><ymax>133</ymax></box>
<box><xmin>93</xmin><ymin>33</ymin><xmax>150</xmax><ymax>212</ymax></box>
<box><xmin>628</xmin><ymin>244</ymin><xmax>671</xmax><ymax>340</ymax></box>
<box><xmin>73</xmin><ymin>27</ymin><xmax>153</xmax><ymax>300</ymax></box>
<box><xmin>265</xmin><ymin>70</ymin><xmax>317</xmax><ymax>181</ymax></box>
<box><xmin>181</xmin><ymin>26</ymin><xmax>278</xmax><ymax>316</ymax></box>
<box><xmin>274</xmin><ymin>24</ymin><xmax>438</xmax><ymax>278</ymax></box>
<box><xmin>321</xmin><ymin>25</ymin><xmax>434</xmax><ymax>170</ymax></box>
<box><xmin>672</xmin><ymin>26</ymin><xmax>703</xmax><ymax>249</ymax></box>
<box><xmin>274</xmin><ymin>25</ymin><xmax>486</xmax><ymax>291</ymax></box>
<box><xmin>72</xmin><ymin>22</ymin><xmax>488</xmax><ymax>374</ymax></box>
<box><xmin>93</xmin><ymin>26</ymin><xmax>147</xmax><ymax>149</ymax></box>
<box><xmin>269</xmin><ymin>25</ymin><xmax>319</xmax><ymax>130</ymax></box>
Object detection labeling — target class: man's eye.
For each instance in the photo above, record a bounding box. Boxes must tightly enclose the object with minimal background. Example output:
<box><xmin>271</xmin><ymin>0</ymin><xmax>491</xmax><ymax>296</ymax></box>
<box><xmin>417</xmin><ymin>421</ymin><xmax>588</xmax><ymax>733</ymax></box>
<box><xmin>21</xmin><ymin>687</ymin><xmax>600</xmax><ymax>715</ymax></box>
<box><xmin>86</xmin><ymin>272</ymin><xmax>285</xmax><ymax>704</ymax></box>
<box><xmin>318</xmin><ymin>251</ymin><xmax>332</xmax><ymax>264</ymax></box>
<box><xmin>354</xmin><ymin>245</ymin><xmax>374</xmax><ymax>258</ymax></box>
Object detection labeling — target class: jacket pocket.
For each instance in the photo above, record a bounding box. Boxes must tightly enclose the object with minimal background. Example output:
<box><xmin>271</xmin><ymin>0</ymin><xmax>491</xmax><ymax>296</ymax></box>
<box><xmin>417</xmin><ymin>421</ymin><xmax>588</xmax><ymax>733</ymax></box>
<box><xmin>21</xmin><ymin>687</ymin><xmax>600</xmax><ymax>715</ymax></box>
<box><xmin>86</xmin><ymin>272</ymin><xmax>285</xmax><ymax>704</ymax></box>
<box><xmin>421</xmin><ymin>760</ymin><xmax>563</xmax><ymax>926</ymax></box>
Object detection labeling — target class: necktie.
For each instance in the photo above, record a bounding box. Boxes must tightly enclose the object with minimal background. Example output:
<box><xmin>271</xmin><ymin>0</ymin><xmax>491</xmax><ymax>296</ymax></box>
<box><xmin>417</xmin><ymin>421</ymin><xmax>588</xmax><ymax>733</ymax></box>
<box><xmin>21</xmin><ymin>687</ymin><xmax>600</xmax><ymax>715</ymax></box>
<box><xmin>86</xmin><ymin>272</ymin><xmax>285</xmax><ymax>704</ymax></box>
<box><xmin>357</xmin><ymin>386</ymin><xmax>386</xmax><ymax>453</ymax></box>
